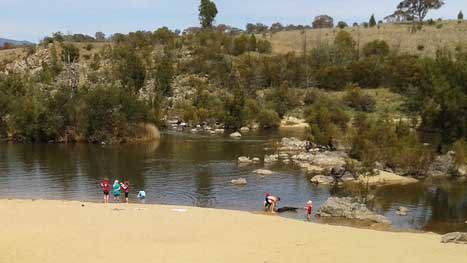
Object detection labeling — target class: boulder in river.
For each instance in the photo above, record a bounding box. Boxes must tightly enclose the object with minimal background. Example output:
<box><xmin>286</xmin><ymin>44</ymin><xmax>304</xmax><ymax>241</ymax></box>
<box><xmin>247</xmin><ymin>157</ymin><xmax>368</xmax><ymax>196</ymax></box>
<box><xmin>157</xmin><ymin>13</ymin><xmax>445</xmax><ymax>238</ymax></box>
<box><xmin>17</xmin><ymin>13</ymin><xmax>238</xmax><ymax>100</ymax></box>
<box><xmin>240</xmin><ymin>127</ymin><xmax>250</xmax><ymax>133</ymax></box>
<box><xmin>231</xmin><ymin>178</ymin><xmax>247</xmax><ymax>185</ymax></box>
<box><xmin>214</xmin><ymin>129</ymin><xmax>225</xmax><ymax>134</ymax></box>
<box><xmin>317</xmin><ymin>197</ymin><xmax>391</xmax><ymax>225</ymax></box>
<box><xmin>396</xmin><ymin>207</ymin><xmax>409</xmax><ymax>216</ymax></box>
<box><xmin>254</xmin><ymin>169</ymin><xmax>274</xmax><ymax>176</ymax></box>
<box><xmin>441</xmin><ymin>232</ymin><xmax>467</xmax><ymax>244</ymax></box>
<box><xmin>264</xmin><ymin>154</ymin><xmax>278</xmax><ymax>163</ymax></box>
<box><xmin>230</xmin><ymin>132</ymin><xmax>242</xmax><ymax>138</ymax></box>
<box><xmin>238</xmin><ymin>156</ymin><xmax>253</xmax><ymax>164</ymax></box>
<box><xmin>357</xmin><ymin>170</ymin><xmax>418</xmax><ymax>185</ymax></box>
<box><xmin>310</xmin><ymin>175</ymin><xmax>334</xmax><ymax>185</ymax></box>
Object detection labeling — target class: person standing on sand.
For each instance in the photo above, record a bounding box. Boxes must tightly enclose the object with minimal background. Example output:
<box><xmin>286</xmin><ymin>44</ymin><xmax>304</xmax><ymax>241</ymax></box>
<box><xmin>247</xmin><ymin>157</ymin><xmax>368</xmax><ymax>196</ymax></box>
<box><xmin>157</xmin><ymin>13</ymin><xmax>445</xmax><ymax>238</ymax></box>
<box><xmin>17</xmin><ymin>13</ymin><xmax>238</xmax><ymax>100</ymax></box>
<box><xmin>112</xmin><ymin>180</ymin><xmax>121</xmax><ymax>202</ymax></box>
<box><xmin>120</xmin><ymin>181</ymin><xmax>130</xmax><ymax>203</ymax></box>
<box><xmin>305</xmin><ymin>200</ymin><xmax>313</xmax><ymax>221</ymax></box>
<box><xmin>100</xmin><ymin>178</ymin><xmax>111</xmax><ymax>203</ymax></box>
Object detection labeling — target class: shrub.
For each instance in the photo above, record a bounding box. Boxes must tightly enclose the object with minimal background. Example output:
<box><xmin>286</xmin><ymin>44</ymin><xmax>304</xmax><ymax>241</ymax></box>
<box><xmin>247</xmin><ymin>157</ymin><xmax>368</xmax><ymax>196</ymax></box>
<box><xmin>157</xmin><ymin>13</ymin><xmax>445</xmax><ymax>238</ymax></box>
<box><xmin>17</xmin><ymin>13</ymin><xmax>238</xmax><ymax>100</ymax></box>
<box><xmin>315</xmin><ymin>65</ymin><xmax>351</xmax><ymax>90</ymax></box>
<box><xmin>362</xmin><ymin>40</ymin><xmax>390</xmax><ymax>58</ymax></box>
<box><xmin>342</xmin><ymin>85</ymin><xmax>376</xmax><ymax>112</ymax></box>
<box><xmin>337</xmin><ymin>21</ymin><xmax>348</xmax><ymax>29</ymax></box>
<box><xmin>85</xmin><ymin>43</ymin><xmax>94</xmax><ymax>51</ymax></box>
<box><xmin>257</xmin><ymin>109</ymin><xmax>281</xmax><ymax>128</ymax></box>
<box><xmin>452</xmin><ymin>139</ymin><xmax>467</xmax><ymax>167</ymax></box>
<box><xmin>349</xmin><ymin>57</ymin><xmax>384</xmax><ymax>88</ymax></box>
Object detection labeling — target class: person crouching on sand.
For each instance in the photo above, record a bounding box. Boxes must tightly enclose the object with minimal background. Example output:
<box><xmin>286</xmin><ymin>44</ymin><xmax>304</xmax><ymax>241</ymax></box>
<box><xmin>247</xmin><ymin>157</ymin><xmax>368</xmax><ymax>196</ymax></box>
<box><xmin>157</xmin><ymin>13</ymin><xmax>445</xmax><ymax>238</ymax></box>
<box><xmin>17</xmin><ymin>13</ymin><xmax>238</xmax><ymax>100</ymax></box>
<box><xmin>305</xmin><ymin>200</ymin><xmax>313</xmax><ymax>221</ymax></box>
<box><xmin>112</xmin><ymin>180</ymin><xmax>121</xmax><ymax>202</ymax></box>
<box><xmin>265</xmin><ymin>194</ymin><xmax>280</xmax><ymax>213</ymax></box>
<box><xmin>100</xmin><ymin>178</ymin><xmax>111</xmax><ymax>204</ymax></box>
<box><xmin>120</xmin><ymin>181</ymin><xmax>130</xmax><ymax>203</ymax></box>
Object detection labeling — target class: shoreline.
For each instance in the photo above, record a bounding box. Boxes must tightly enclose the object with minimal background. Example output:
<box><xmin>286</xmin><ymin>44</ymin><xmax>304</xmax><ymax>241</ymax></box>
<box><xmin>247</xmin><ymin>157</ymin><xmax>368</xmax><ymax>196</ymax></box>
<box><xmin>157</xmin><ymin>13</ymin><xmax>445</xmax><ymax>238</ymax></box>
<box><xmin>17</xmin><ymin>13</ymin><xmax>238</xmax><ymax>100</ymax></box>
<box><xmin>1</xmin><ymin>199</ymin><xmax>466</xmax><ymax>263</ymax></box>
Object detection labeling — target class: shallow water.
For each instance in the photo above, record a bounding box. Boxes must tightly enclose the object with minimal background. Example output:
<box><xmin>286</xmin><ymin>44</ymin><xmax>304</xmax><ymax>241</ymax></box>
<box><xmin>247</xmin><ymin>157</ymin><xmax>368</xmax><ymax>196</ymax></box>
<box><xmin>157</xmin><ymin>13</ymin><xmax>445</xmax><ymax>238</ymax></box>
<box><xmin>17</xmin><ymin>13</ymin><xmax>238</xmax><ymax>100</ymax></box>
<box><xmin>0</xmin><ymin>131</ymin><xmax>466</xmax><ymax>233</ymax></box>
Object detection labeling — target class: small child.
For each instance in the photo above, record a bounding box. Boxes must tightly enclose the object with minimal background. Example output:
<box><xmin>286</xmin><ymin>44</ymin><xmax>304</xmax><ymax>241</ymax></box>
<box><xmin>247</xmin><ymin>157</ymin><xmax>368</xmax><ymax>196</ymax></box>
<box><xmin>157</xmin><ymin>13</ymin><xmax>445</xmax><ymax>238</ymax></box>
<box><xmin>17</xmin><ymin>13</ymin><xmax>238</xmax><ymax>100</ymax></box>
<box><xmin>137</xmin><ymin>190</ymin><xmax>146</xmax><ymax>202</ymax></box>
<box><xmin>112</xmin><ymin>180</ymin><xmax>121</xmax><ymax>202</ymax></box>
<box><xmin>120</xmin><ymin>181</ymin><xmax>130</xmax><ymax>203</ymax></box>
<box><xmin>100</xmin><ymin>178</ymin><xmax>111</xmax><ymax>204</ymax></box>
<box><xmin>305</xmin><ymin>200</ymin><xmax>313</xmax><ymax>221</ymax></box>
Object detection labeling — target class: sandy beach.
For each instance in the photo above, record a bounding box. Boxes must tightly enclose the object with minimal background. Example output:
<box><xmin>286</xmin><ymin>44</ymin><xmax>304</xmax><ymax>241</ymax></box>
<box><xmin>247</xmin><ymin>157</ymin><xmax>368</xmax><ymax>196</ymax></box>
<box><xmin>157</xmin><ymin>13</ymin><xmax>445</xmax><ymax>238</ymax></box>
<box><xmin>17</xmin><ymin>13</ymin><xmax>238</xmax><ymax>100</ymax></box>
<box><xmin>1</xmin><ymin>199</ymin><xmax>466</xmax><ymax>263</ymax></box>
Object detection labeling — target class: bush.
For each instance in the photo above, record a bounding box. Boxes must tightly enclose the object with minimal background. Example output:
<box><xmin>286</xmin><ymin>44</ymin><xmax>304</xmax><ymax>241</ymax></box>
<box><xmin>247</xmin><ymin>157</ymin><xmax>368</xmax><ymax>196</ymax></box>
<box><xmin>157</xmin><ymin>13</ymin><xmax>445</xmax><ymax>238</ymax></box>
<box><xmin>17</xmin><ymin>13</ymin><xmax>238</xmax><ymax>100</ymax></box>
<box><xmin>257</xmin><ymin>109</ymin><xmax>281</xmax><ymax>128</ymax></box>
<box><xmin>349</xmin><ymin>57</ymin><xmax>384</xmax><ymax>88</ymax></box>
<box><xmin>362</xmin><ymin>40</ymin><xmax>390</xmax><ymax>58</ymax></box>
<box><xmin>337</xmin><ymin>21</ymin><xmax>348</xmax><ymax>29</ymax></box>
<box><xmin>315</xmin><ymin>65</ymin><xmax>351</xmax><ymax>90</ymax></box>
<box><xmin>342</xmin><ymin>85</ymin><xmax>376</xmax><ymax>112</ymax></box>
<box><xmin>452</xmin><ymin>139</ymin><xmax>467</xmax><ymax>167</ymax></box>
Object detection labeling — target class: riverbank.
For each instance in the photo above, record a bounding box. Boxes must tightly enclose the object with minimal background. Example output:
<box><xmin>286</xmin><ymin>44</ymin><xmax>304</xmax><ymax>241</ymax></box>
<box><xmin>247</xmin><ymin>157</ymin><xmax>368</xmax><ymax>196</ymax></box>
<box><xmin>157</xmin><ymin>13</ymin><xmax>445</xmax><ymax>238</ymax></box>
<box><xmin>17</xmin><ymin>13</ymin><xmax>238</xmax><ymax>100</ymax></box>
<box><xmin>1</xmin><ymin>199</ymin><xmax>466</xmax><ymax>263</ymax></box>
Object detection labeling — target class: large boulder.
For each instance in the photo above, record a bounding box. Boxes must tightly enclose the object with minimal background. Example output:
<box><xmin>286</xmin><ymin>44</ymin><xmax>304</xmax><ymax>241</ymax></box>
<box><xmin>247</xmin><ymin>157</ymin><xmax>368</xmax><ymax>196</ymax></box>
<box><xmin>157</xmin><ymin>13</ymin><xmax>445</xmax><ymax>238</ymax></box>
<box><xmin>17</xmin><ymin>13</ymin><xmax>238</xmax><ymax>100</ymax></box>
<box><xmin>264</xmin><ymin>154</ymin><xmax>279</xmax><ymax>163</ymax></box>
<box><xmin>231</xmin><ymin>178</ymin><xmax>248</xmax><ymax>185</ymax></box>
<box><xmin>428</xmin><ymin>153</ymin><xmax>456</xmax><ymax>177</ymax></box>
<box><xmin>254</xmin><ymin>169</ymin><xmax>274</xmax><ymax>176</ymax></box>
<box><xmin>317</xmin><ymin>197</ymin><xmax>391</xmax><ymax>225</ymax></box>
<box><xmin>441</xmin><ymin>232</ymin><xmax>467</xmax><ymax>244</ymax></box>
<box><xmin>279</xmin><ymin>137</ymin><xmax>309</xmax><ymax>152</ymax></box>
<box><xmin>230</xmin><ymin>132</ymin><xmax>242</xmax><ymax>138</ymax></box>
<box><xmin>357</xmin><ymin>170</ymin><xmax>418</xmax><ymax>185</ymax></box>
<box><xmin>310</xmin><ymin>175</ymin><xmax>334</xmax><ymax>185</ymax></box>
<box><xmin>238</xmin><ymin>156</ymin><xmax>253</xmax><ymax>164</ymax></box>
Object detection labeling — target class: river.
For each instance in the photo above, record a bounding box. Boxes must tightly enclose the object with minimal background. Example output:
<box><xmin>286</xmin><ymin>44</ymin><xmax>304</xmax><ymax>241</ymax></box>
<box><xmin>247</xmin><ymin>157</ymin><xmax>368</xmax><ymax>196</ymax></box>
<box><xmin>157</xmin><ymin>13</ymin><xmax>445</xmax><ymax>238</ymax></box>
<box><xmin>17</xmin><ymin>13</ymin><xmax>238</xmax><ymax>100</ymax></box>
<box><xmin>0</xmin><ymin>130</ymin><xmax>466</xmax><ymax>233</ymax></box>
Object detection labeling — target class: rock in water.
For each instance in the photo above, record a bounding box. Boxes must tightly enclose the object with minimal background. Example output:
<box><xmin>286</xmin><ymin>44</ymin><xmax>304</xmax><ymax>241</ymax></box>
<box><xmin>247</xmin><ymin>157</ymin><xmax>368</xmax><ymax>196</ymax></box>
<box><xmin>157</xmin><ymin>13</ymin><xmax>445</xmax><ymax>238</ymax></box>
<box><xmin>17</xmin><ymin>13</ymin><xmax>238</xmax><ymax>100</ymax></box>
<box><xmin>396</xmin><ymin>206</ymin><xmax>409</xmax><ymax>216</ymax></box>
<box><xmin>441</xmin><ymin>232</ymin><xmax>467</xmax><ymax>244</ymax></box>
<box><xmin>238</xmin><ymin>156</ymin><xmax>253</xmax><ymax>164</ymax></box>
<box><xmin>240</xmin><ymin>127</ymin><xmax>250</xmax><ymax>133</ymax></box>
<box><xmin>231</xmin><ymin>178</ymin><xmax>247</xmax><ymax>185</ymax></box>
<box><xmin>230</xmin><ymin>132</ymin><xmax>242</xmax><ymax>138</ymax></box>
<box><xmin>254</xmin><ymin>169</ymin><xmax>273</xmax><ymax>176</ymax></box>
<box><xmin>310</xmin><ymin>175</ymin><xmax>334</xmax><ymax>185</ymax></box>
<box><xmin>317</xmin><ymin>197</ymin><xmax>391</xmax><ymax>225</ymax></box>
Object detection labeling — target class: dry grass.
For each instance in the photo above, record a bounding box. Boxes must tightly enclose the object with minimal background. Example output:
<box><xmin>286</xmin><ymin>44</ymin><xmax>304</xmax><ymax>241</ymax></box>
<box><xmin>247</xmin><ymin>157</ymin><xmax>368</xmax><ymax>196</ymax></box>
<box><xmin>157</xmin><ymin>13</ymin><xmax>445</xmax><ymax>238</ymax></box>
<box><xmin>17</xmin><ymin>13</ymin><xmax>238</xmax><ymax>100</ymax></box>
<box><xmin>261</xmin><ymin>20</ymin><xmax>467</xmax><ymax>56</ymax></box>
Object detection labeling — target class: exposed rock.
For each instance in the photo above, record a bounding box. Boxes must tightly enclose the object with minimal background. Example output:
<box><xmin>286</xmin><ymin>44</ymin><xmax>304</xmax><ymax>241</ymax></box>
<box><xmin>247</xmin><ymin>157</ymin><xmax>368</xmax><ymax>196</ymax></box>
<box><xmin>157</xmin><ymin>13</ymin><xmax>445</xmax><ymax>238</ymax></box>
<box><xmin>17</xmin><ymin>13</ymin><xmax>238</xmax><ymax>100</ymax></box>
<box><xmin>254</xmin><ymin>169</ymin><xmax>274</xmax><ymax>176</ymax></box>
<box><xmin>279</xmin><ymin>137</ymin><xmax>309</xmax><ymax>152</ymax></box>
<box><xmin>264</xmin><ymin>154</ymin><xmax>279</xmax><ymax>163</ymax></box>
<box><xmin>310</xmin><ymin>175</ymin><xmax>334</xmax><ymax>185</ymax></box>
<box><xmin>317</xmin><ymin>197</ymin><xmax>391</xmax><ymax>225</ymax></box>
<box><xmin>280</xmin><ymin>117</ymin><xmax>310</xmax><ymax>129</ymax></box>
<box><xmin>230</xmin><ymin>132</ymin><xmax>242</xmax><ymax>138</ymax></box>
<box><xmin>396</xmin><ymin>207</ymin><xmax>409</xmax><ymax>216</ymax></box>
<box><xmin>240</xmin><ymin>127</ymin><xmax>250</xmax><ymax>133</ymax></box>
<box><xmin>357</xmin><ymin>170</ymin><xmax>418</xmax><ymax>185</ymax></box>
<box><xmin>190</xmin><ymin>128</ymin><xmax>198</xmax><ymax>133</ymax></box>
<box><xmin>428</xmin><ymin>153</ymin><xmax>456</xmax><ymax>177</ymax></box>
<box><xmin>214</xmin><ymin>129</ymin><xmax>225</xmax><ymax>134</ymax></box>
<box><xmin>458</xmin><ymin>165</ymin><xmax>467</xmax><ymax>177</ymax></box>
<box><xmin>238</xmin><ymin>156</ymin><xmax>253</xmax><ymax>164</ymax></box>
<box><xmin>441</xmin><ymin>232</ymin><xmax>467</xmax><ymax>244</ymax></box>
<box><xmin>252</xmin><ymin>157</ymin><xmax>261</xmax><ymax>163</ymax></box>
<box><xmin>231</xmin><ymin>178</ymin><xmax>247</xmax><ymax>185</ymax></box>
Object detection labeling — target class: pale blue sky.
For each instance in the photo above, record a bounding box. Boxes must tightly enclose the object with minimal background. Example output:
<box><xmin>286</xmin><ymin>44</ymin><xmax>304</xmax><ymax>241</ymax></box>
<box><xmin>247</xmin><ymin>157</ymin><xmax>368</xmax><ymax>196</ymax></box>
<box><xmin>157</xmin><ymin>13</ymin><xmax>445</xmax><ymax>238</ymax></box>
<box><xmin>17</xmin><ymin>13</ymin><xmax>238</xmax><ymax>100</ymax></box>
<box><xmin>1</xmin><ymin>0</ymin><xmax>466</xmax><ymax>42</ymax></box>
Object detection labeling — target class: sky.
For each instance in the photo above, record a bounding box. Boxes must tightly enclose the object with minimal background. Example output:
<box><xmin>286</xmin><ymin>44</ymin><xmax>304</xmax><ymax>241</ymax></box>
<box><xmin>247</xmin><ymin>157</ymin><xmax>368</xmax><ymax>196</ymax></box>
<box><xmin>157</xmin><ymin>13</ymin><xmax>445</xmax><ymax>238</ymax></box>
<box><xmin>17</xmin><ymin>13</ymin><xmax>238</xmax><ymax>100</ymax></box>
<box><xmin>1</xmin><ymin>0</ymin><xmax>466</xmax><ymax>42</ymax></box>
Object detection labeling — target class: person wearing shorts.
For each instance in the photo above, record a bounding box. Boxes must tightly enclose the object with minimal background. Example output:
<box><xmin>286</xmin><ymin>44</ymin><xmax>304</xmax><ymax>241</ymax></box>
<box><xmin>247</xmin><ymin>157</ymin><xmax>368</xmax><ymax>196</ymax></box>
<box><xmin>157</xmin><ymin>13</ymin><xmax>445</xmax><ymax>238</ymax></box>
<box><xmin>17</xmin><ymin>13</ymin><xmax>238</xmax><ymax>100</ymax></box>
<box><xmin>100</xmin><ymin>178</ymin><xmax>110</xmax><ymax>203</ymax></box>
<box><xmin>121</xmin><ymin>181</ymin><xmax>130</xmax><ymax>203</ymax></box>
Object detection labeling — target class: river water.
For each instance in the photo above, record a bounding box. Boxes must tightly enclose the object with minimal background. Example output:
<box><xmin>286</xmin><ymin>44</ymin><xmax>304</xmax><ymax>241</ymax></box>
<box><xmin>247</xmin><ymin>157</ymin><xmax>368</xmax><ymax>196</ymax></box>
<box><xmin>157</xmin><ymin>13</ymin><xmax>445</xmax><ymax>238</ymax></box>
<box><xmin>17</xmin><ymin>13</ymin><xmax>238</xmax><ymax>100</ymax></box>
<box><xmin>1</xmin><ymin>131</ymin><xmax>466</xmax><ymax>233</ymax></box>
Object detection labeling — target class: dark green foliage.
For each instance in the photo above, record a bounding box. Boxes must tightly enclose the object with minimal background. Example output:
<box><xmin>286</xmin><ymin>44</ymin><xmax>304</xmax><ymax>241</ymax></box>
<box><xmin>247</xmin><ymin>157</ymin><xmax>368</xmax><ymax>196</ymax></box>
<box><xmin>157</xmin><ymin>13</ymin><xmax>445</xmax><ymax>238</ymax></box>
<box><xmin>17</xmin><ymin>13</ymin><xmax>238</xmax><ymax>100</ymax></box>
<box><xmin>304</xmin><ymin>96</ymin><xmax>350</xmax><ymax>145</ymax></box>
<box><xmin>342</xmin><ymin>85</ymin><xmax>376</xmax><ymax>112</ymax></box>
<box><xmin>112</xmin><ymin>46</ymin><xmax>146</xmax><ymax>95</ymax></box>
<box><xmin>458</xmin><ymin>11</ymin><xmax>464</xmax><ymax>21</ymax></box>
<box><xmin>349</xmin><ymin>57</ymin><xmax>384</xmax><ymax>88</ymax></box>
<box><xmin>362</xmin><ymin>40</ymin><xmax>390</xmax><ymax>58</ymax></box>
<box><xmin>337</xmin><ymin>21</ymin><xmax>348</xmax><ymax>29</ymax></box>
<box><xmin>257</xmin><ymin>109</ymin><xmax>281</xmax><ymax>128</ymax></box>
<box><xmin>61</xmin><ymin>43</ymin><xmax>80</xmax><ymax>63</ymax></box>
<box><xmin>199</xmin><ymin>0</ymin><xmax>218</xmax><ymax>28</ymax></box>
<box><xmin>315</xmin><ymin>65</ymin><xmax>352</xmax><ymax>90</ymax></box>
<box><xmin>369</xmin><ymin>14</ymin><xmax>377</xmax><ymax>27</ymax></box>
<box><xmin>154</xmin><ymin>53</ymin><xmax>174</xmax><ymax>97</ymax></box>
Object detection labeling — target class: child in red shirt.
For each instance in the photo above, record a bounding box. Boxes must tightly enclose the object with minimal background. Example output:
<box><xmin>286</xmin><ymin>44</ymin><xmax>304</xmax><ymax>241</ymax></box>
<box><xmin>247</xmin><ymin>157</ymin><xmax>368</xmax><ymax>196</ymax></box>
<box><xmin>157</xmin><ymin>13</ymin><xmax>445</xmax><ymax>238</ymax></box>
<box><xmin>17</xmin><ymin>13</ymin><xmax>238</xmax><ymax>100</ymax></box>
<box><xmin>305</xmin><ymin>200</ymin><xmax>313</xmax><ymax>221</ymax></box>
<box><xmin>100</xmin><ymin>178</ymin><xmax>111</xmax><ymax>204</ymax></box>
<box><xmin>120</xmin><ymin>181</ymin><xmax>130</xmax><ymax>203</ymax></box>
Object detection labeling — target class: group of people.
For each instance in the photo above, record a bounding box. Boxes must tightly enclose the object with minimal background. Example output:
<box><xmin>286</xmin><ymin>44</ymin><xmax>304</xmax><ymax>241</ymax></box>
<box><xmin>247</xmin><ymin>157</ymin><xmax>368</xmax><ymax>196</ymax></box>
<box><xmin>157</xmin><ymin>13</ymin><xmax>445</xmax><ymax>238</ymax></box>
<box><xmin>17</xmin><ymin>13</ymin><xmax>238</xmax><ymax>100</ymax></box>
<box><xmin>100</xmin><ymin>178</ymin><xmax>145</xmax><ymax>203</ymax></box>
<box><xmin>264</xmin><ymin>192</ymin><xmax>313</xmax><ymax>220</ymax></box>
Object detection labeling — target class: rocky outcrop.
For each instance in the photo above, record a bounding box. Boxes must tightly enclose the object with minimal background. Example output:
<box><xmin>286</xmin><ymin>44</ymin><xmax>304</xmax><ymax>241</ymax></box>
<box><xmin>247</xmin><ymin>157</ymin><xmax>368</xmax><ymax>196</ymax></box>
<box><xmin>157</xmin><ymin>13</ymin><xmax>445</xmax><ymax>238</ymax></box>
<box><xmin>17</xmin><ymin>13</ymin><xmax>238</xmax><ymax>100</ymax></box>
<box><xmin>428</xmin><ymin>152</ymin><xmax>456</xmax><ymax>177</ymax></box>
<box><xmin>278</xmin><ymin>137</ymin><xmax>309</xmax><ymax>152</ymax></box>
<box><xmin>310</xmin><ymin>175</ymin><xmax>334</xmax><ymax>185</ymax></box>
<box><xmin>441</xmin><ymin>232</ymin><xmax>467</xmax><ymax>244</ymax></box>
<box><xmin>238</xmin><ymin>156</ymin><xmax>260</xmax><ymax>165</ymax></box>
<box><xmin>280</xmin><ymin>116</ymin><xmax>310</xmax><ymax>129</ymax></box>
<box><xmin>317</xmin><ymin>197</ymin><xmax>391</xmax><ymax>225</ymax></box>
<box><xmin>357</xmin><ymin>170</ymin><xmax>418</xmax><ymax>185</ymax></box>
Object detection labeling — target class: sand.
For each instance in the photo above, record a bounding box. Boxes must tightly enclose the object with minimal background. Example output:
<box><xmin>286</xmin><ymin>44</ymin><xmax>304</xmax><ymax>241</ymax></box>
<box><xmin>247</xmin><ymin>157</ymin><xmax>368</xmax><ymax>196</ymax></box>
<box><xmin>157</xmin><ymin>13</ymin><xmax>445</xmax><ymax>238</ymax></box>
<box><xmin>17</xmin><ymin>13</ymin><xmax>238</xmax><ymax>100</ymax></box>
<box><xmin>1</xmin><ymin>199</ymin><xmax>466</xmax><ymax>263</ymax></box>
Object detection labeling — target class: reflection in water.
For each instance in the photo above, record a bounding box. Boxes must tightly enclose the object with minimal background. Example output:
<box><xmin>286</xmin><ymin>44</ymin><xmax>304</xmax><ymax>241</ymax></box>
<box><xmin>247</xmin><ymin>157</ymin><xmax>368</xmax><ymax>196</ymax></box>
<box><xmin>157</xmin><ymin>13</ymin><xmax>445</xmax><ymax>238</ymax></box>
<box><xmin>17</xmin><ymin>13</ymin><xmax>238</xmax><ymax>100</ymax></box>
<box><xmin>0</xmin><ymin>130</ymin><xmax>466</xmax><ymax>233</ymax></box>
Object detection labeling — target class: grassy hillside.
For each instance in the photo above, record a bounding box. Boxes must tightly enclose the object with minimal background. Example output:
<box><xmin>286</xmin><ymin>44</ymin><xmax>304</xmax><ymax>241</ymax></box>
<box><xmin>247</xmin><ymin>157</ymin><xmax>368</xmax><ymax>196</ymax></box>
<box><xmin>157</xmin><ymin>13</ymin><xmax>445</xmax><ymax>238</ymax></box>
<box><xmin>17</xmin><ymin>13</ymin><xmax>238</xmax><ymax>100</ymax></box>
<box><xmin>262</xmin><ymin>21</ymin><xmax>467</xmax><ymax>55</ymax></box>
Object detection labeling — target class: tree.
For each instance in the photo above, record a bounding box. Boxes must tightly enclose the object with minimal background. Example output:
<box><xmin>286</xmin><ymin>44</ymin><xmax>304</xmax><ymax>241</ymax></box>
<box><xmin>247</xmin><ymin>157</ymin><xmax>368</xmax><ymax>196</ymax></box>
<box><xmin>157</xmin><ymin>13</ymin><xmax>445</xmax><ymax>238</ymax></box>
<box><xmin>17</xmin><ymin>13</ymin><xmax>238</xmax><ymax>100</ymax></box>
<box><xmin>369</xmin><ymin>14</ymin><xmax>377</xmax><ymax>27</ymax></box>
<box><xmin>392</xmin><ymin>0</ymin><xmax>445</xmax><ymax>23</ymax></box>
<box><xmin>95</xmin><ymin>32</ymin><xmax>106</xmax><ymax>42</ymax></box>
<box><xmin>458</xmin><ymin>10</ymin><xmax>464</xmax><ymax>21</ymax></box>
<box><xmin>199</xmin><ymin>0</ymin><xmax>218</xmax><ymax>28</ymax></box>
<box><xmin>312</xmin><ymin>15</ymin><xmax>334</xmax><ymax>29</ymax></box>
<box><xmin>337</xmin><ymin>21</ymin><xmax>348</xmax><ymax>29</ymax></box>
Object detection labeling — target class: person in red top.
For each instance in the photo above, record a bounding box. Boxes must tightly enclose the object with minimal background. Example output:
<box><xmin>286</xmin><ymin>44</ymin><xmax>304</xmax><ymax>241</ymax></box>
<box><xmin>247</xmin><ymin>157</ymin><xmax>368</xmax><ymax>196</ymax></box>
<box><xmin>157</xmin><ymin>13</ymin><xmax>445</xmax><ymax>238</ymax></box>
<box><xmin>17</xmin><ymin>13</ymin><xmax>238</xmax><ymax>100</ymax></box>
<box><xmin>305</xmin><ymin>200</ymin><xmax>313</xmax><ymax>221</ymax></box>
<box><xmin>120</xmin><ymin>181</ymin><xmax>130</xmax><ymax>203</ymax></box>
<box><xmin>100</xmin><ymin>178</ymin><xmax>111</xmax><ymax>203</ymax></box>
